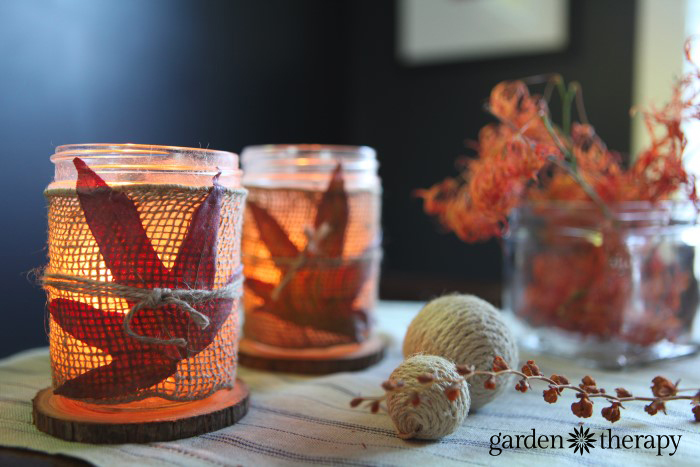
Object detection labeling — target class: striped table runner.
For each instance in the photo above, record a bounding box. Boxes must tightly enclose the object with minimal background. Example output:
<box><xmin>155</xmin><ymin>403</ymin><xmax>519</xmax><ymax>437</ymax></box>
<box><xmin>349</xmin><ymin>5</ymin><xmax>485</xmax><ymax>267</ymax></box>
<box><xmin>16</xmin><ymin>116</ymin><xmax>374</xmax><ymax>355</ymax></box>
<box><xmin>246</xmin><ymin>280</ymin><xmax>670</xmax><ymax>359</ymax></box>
<box><xmin>1</xmin><ymin>301</ymin><xmax>699</xmax><ymax>466</ymax></box>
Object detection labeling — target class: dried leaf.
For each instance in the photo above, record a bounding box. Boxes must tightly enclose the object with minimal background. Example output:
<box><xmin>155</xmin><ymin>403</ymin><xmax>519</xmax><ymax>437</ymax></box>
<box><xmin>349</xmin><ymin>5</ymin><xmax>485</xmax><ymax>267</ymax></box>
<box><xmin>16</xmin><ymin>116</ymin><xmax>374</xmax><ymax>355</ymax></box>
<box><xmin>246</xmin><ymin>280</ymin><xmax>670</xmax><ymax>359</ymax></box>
<box><xmin>173</xmin><ymin>174</ymin><xmax>224</xmax><ymax>289</ymax></box>
<box><xmin>313</xmin><ymin>163</ymin><xmax>348</xmax><ymax>257</ymax></box>
<box><xmin>53</xmin><ymin>352</ymin><xmax>178</xmax><ymax>400</ymax></box>
<box><xmin>48</xmin><ymin>159</ymin><xmax>232</xmax><ymax>399</ymax></box>
<box><xmin>247</xmin><ymin>200</ymin><xmax>299</xmax><ymax>258</ymax></box>
<box><xmin>74</xmin><ymin>157</ymin><xmax>167</xmax><ymax>287</ymax></box>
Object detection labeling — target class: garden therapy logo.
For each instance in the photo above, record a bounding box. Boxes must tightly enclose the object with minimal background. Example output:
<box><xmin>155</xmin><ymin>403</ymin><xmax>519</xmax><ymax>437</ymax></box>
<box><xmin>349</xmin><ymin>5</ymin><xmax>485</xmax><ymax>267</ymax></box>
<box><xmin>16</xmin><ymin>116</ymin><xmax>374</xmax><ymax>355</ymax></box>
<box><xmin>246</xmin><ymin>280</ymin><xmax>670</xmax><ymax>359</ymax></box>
<box><xmin>567</xmin><ymin>426</ymin><xmax>595</xmax><ymax>455</ymax></box>
<box><xmin>488</xmin><ymin>427</ymin><xmax>681</xmax><ymax>457</ymax></box>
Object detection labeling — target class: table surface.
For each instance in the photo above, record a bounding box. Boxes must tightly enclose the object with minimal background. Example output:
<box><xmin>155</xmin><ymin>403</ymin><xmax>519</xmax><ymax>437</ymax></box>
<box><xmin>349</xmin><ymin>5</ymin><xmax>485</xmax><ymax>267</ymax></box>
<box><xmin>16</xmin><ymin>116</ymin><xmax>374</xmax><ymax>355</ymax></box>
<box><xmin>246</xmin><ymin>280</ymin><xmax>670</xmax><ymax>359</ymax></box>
<box><xmin>1</xmin><ymin>301</ymin><xmax>699</xmax><ymax>466</ymax></box>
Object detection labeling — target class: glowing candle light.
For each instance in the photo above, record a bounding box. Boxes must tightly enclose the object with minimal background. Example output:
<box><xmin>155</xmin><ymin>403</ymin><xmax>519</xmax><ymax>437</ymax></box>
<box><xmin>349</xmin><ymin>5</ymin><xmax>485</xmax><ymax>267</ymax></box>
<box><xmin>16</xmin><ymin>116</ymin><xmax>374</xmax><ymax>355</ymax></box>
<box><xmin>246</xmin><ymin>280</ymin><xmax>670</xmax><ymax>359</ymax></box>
<box><xmin>37</xmin><ymin>144</ymin><xmax>249</xmax><ymax>442</ymax></box>
<box><xmin>239</xmin><ymin>145</ymin><xmax>383</xmax><ymax>368</ymax></box>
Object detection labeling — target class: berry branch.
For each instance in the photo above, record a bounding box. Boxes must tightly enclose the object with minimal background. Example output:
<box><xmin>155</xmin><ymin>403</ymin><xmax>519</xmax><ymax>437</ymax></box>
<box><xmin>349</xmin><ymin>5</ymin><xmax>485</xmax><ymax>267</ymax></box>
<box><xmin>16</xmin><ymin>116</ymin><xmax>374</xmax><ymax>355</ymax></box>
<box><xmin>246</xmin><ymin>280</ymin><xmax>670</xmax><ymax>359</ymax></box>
<box><xmin>350</xmin><ymin>357</ymin><xmax>700</xmax><ymax>423</ymax></box>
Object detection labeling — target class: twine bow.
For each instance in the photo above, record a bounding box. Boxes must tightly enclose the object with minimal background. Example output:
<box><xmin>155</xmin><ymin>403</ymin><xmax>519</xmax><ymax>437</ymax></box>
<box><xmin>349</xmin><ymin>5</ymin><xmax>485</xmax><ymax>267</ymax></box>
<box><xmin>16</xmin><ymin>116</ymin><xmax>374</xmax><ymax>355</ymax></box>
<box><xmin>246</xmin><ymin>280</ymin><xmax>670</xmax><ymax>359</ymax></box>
<box><xmin>41</xmin><ymin>268</ymin><xmax>244</xmax><ymax>348</ymax></box>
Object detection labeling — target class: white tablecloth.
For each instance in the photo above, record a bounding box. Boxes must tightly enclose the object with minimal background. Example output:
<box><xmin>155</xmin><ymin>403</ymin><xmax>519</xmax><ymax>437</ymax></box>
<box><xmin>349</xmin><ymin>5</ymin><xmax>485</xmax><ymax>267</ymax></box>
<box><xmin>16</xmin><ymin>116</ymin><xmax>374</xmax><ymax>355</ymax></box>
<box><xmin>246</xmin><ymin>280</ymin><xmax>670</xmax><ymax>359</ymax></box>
<box><xmin>1</xmin><ymin>301</ymin><xmax>699</xmax><ymax>466</ymax></box>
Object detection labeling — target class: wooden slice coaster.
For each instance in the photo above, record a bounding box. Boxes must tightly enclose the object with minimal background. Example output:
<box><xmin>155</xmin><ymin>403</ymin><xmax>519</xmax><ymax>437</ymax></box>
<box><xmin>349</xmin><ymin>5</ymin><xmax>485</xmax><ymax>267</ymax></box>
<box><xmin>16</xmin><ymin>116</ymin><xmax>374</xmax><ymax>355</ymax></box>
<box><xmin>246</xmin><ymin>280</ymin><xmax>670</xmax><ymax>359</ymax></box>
<box><xmin>32</xmin><ymin>380</ymin><xmax>249</xmax><ymax>444</ymax></box>
<box><xmin>238</xmin><ymin>334</ymin><xmax>387</xmax><ymax>374</ymax></box>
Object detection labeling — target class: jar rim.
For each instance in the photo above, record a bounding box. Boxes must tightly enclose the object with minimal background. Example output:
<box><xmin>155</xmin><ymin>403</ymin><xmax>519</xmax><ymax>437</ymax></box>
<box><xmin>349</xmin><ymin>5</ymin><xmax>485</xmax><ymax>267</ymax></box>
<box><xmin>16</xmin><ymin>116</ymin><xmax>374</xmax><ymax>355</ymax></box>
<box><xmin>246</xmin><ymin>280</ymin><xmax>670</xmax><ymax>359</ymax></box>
<box><xmin>52</xmin><ymin>143</ymin><xmax>236</xmax><ymax>161</ymax></box>
<box><xmin>242</xmin><ymin>144</ymin><xmax>375</xmax><ymax>160</ymax></box>
<box><xmin>513</xmin><ymin>200</ymin><xmax>698</xmax><ymax>224</ymax></box>
<box><xmin>519</xmin><ymin>199</ymin><xmax>695</xmax><ymax>210</ymax></box>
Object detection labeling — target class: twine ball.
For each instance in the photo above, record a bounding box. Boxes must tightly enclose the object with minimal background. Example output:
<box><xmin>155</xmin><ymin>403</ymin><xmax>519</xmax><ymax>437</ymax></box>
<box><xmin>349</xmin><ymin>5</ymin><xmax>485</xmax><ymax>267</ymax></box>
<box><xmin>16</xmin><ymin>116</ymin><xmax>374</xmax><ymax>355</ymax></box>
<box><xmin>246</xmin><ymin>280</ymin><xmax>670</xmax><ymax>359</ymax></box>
<box><xmin>403</xmin><ymin>294</ymin><xmax>518</xmax><ymax>410</ymax></box>
<box><xmin>386</xmin><ymin>354</ymin><xmax>470</xmax><ymax>439</ymax></box>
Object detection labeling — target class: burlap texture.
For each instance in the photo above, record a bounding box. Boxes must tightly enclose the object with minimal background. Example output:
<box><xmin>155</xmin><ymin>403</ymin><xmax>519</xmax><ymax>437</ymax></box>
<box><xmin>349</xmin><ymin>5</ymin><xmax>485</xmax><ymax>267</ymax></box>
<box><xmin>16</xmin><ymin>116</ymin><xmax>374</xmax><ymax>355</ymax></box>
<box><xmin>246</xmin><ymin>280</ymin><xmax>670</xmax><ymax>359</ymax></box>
<box><xmin>242</xmin><ymin>186</ymin><xmax>381</xmax><ymax>348</ymax></box>
<box><xmin>44</xmin><ymin>184</ymin><xmax>246</xmax><ymax>403</ymax></box>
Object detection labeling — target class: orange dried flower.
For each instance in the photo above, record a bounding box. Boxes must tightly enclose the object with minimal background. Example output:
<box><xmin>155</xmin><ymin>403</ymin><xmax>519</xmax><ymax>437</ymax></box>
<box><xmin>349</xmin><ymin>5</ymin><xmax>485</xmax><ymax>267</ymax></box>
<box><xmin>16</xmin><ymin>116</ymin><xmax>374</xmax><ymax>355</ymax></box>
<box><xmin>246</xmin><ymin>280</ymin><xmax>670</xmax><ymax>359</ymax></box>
<box><xmin>693</xmin><ymin>405</ymin><xmax>700</xmax><ymax>422</ymax></box>
<box><xmin>418</xmin><ymin>42</ymin><xmax>699</xmax><ymax>241</ymax></box>
<box><xmin>350</xmin><ymin>397</ymin><xmax>363</xmax><ymax>408</ymax></box>
<box><xmin>370</xmin><ymin>400</ymin><xmax>380</xmax><ymax>413</ymax></box>
<box><xmin>615</xmin><ymin>388</ymin><xmax>633</xmax><ymax>398</ymax></box>
<box><xmin>457</xmin><ymin>364</ymin><xmax>475</xmax><ymax>376</ymax></box>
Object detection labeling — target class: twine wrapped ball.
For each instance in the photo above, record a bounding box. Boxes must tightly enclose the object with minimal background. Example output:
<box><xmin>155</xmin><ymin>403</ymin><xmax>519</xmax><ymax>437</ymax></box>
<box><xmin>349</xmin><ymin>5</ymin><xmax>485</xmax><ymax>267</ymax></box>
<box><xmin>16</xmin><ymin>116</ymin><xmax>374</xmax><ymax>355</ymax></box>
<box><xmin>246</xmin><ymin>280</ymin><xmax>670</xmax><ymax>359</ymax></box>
<box><xmin>386</xmin><ymin>355</ymin><xmax>470</xmax><ymax>439</ymax></box>
<box><xmin>403</xmin><ymin>294</ymin><xmax>519</xmax><ymax>410</ymax></box>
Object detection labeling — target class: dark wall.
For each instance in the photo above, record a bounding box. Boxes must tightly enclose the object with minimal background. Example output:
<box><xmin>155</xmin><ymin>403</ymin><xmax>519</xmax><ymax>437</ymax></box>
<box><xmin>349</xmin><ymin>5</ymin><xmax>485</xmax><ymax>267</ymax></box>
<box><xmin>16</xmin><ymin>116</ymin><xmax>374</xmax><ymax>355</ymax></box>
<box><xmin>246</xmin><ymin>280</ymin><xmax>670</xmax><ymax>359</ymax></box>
<box><xmin>0</xmin><ymin>0</ymin><xmax>636</xmax><ymax>356</ymax></box>
<box><xmin>0</xmin><ymin>0</ymin><xmax>347</xmax><ymax>357</ymax></box>
<box><xmin>345</xmin><ymin>0</ymin><xmax>637</xmax><ymax>300</ymax></box>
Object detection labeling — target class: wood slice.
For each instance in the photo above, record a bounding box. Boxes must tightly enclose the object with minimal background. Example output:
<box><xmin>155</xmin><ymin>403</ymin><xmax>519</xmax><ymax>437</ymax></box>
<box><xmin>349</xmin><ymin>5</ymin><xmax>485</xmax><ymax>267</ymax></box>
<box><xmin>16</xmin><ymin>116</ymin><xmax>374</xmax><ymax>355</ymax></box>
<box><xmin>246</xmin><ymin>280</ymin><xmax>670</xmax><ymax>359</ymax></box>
<box><xmin>238</xmin><ymin>334</ymin><xmax>386</xmax><ymax>374</ymax></box>
<box><xmin>32</xmin><ymin>380</ymin><xmax>249</xmax><ymax>444</ymax></box>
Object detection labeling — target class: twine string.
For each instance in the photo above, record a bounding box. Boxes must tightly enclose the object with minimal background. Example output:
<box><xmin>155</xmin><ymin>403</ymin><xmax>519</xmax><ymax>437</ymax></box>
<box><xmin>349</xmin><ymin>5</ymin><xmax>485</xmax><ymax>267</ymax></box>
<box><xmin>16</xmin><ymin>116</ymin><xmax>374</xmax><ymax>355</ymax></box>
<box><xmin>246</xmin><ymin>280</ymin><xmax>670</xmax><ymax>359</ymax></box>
<box><xmin>41</xmin><ymin>268</ymin><xmax>244</xmax><ymax>348</ymax></box>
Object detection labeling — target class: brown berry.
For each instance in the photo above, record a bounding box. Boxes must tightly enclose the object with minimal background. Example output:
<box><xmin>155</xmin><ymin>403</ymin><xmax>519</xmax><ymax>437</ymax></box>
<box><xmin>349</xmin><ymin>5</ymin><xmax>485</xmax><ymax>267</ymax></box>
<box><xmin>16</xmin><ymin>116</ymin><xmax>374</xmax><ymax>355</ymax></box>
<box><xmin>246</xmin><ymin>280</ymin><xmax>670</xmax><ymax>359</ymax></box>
<box><xmin>581</xmin><ymin>375</ymin><xmax>597</xmax><ymax>387</ymax></box>
<box><xmin>381</xmin><ymin>380</ymin><xmax>396</xmax><ymax>391</ymax></box>
<box><xmin>370</xmin><ymin>400</ymin><xmax>380</xmax><ymax>413</ymax></box>
<box><xmin>444</xmin><ymin>383</ymin><xmax>461</xmax><ymax>402</ymax></box>
<box><xmin>557</xmin><ymin>374</ymin><xmax>570</xmax><ymax>385</ymax></box>
<box><xmin>411</xmin><ymin>392</ymin><xmax>421</xmax><ymax>407</ymax></box>
<box><xmin>615</xmin><ymin>387</ymin><xmax>632</xmax><ymax>398</ymax></box>
<box><xmin>484</xmin><ymin>376</ymin><xmax>497</xmax><ymax>390</ymax></box>
<box><xmin>515</xmin><ymin>379</ymin><xmax>529</xmax><ymax>393</ymax></box>
<box><xmin>571</xmin><ymin>396</ymin><xmax>594</xmax><ymax>418</ymax></box>
<box><xmin>417</xmin><ymin>373</ymin><xmax>436</xmax><ymax>384</ymax></box>
<box><xmin>645</xmin><ymin>400</ymin><xmax>666</xmax><ymax>416</ymax></box>
<box><xmin>650</xmin><ymin>376</ymin><xmax>677</xmax><ymax>398</ymax></box>
<box><xmin>492</xmin><ymin>356</ymin><xmax>510</xmax><ymax>372</ymax></box>
<box><xmin>601</xmin><ymin>403</ymin><xmax>621</xmax><ymax>423</ymax></box>
<box><xmin>543</xmin><ymin>387</ymin><xmax>558</xmax><ymax>404</ymax></box>
<box><xmin>456</xmin><ymin>364</ymin><xmax>474</xmax><ymax>376</ymax></box>
<box><xmin>350</xmin><ymin>397</ymin><xmax>363</xmax><ymax>408</ymax></box>
<box><xmin>526</xmin><ymin>360</ymin><xmax>542</xmax><ymax>376</ymax></box>
<box><xmin>693</xmin><ymin>405</ymin><xmax>700</xmax><ymax>422</ymax></box>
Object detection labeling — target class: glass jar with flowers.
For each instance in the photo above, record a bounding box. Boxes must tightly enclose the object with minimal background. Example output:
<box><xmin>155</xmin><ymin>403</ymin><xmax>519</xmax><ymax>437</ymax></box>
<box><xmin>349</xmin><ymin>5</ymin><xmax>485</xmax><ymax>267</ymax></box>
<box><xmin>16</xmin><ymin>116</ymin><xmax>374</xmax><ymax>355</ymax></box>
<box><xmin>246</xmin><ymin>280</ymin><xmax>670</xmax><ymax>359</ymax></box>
<box><xmin>418</xmin><ymin>44</ymin><xmax>700</xmax><ymax>368</ymax></box>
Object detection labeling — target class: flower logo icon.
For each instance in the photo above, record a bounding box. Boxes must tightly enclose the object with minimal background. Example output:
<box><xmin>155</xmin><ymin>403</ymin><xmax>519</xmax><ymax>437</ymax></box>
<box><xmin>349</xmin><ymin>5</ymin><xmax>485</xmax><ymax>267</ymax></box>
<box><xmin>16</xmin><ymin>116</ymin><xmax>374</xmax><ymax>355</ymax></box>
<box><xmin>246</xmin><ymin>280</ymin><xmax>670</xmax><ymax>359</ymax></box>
<box><xmin>567</xmin><ymin>426</ymin><xmax>596</xmax><ymax>455</ymax></box>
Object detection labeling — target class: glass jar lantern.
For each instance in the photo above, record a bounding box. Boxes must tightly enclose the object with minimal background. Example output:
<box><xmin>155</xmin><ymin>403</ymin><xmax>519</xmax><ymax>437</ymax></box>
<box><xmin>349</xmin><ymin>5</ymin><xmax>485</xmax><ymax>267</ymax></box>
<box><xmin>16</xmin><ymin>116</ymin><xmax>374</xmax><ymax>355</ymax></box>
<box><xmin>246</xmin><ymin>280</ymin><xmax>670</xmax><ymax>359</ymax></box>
<box><xmin>504</xmin><ymin>201</ymin><xmax>700</xmax><ymax>368</ymax></box>
<box><xmin>239</xmin><ymin>144</ymin><xmax>383</xmax><ymax>370</ymax></box>
<box><xmin>37</xmin><ymin>144</ymin><xmax>249</xmax><ymax>443</ymax></box>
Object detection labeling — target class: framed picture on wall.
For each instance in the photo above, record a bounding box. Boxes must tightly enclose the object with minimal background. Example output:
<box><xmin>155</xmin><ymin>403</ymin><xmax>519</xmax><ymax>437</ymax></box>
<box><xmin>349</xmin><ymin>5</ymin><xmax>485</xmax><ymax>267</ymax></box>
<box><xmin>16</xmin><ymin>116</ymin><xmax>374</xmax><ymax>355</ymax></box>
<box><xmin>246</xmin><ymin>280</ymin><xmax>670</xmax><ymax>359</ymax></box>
<box><xmin>397</xmin><ymin>0</ymin><xmax>569</xmax><ymax>65</ymax></box>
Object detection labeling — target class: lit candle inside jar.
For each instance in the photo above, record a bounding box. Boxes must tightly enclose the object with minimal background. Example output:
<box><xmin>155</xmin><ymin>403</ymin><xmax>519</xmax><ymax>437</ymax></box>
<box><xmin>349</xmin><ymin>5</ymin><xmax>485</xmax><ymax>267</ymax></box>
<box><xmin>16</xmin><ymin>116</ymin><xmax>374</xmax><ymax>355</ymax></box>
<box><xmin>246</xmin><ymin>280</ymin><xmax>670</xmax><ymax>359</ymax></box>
<box><xmin>240</xmin><ymin>145</ymin><xmax>382</xmax><ymax>353</ymax></box>
<box><xmin>43</xmin><ymin>144</ymin><xmax>246</xmax><ymax>407</ymax></box>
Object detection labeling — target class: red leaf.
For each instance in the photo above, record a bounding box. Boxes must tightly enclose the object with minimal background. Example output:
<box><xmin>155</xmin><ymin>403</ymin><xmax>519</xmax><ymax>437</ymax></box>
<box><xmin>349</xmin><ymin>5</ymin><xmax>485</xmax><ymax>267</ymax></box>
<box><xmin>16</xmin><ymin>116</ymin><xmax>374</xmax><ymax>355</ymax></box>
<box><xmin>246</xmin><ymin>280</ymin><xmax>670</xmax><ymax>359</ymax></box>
<box><xmin>49</xmin><ymin>160</ymin><xmax>234</xmax><ymax>399</ymax></box>
<box><xmin>244</xmin><ymin>277</ymin><xmax>276</xmax><ymax>303</ymax></box>
<box><xmin>74</xmin><ymin>157</ymin><xmax>168</xmax><ymax>288</ymax></box>
<box><xmin>173</xmin><ymin>176</ymin><xmax>224</xmax><ymax>289</ymax></box>
<box><xmin>313</xmin><ymin>163</ymin><xmax>348</xmax><ymax>257</ymax></box>
<box><xmin>54</xmin><ymin>352</ymin><xmax>178</xmax><ymax>399</ymax></box>
<box><xmin>254</xmin><ymin>259</ymin><xmax>373</xmax><ymax>340</ymax></box>
<box><xmin>49</xmin><ymin>299</ymin><xmax>125</xmax><ymax>354</ymax></box>
<box><xmin>245</xmin><ymin>164</ymin><xmax>371</xmax><ymax>342</ymax></box>
<box><xmin>247</xmin><ymin>200</ymin><xmax>299</xmax><ymax>258</ymax></box>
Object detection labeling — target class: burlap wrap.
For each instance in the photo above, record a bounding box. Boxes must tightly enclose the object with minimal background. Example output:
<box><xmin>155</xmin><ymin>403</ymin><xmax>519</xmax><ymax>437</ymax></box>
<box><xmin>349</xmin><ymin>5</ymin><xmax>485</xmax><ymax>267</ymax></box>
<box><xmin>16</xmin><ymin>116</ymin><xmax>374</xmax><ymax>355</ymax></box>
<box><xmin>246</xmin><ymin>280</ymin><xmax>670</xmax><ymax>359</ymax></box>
<box><xmin>44</xmin><ymin>184</ymin><xmax>247</xmax><ymax>403</ymax></box>
<box><xmin>242</xmin><ymin>186</ymin><xmax>381</xmax><ymax>348</ymax></box>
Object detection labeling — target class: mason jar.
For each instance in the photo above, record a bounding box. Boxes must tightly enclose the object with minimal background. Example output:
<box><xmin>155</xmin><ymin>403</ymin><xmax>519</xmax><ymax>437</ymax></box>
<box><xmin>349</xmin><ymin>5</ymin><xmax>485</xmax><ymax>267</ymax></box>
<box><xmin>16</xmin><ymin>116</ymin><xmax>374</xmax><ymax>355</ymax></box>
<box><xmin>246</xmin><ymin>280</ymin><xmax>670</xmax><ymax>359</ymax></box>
<box><xmin>240</xmin><ymin>144</ymin><xmax>382</xmax><ymax>351</ymax></box>
<box><xmin>44</xmin><ymin>143</ymin><xmax>247</xmax><ymax>406</ymax></box>
<box><xmin>503</xmin><ymin>201</ymin><xmax>700</xmax><ymax>368</ymax></box>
